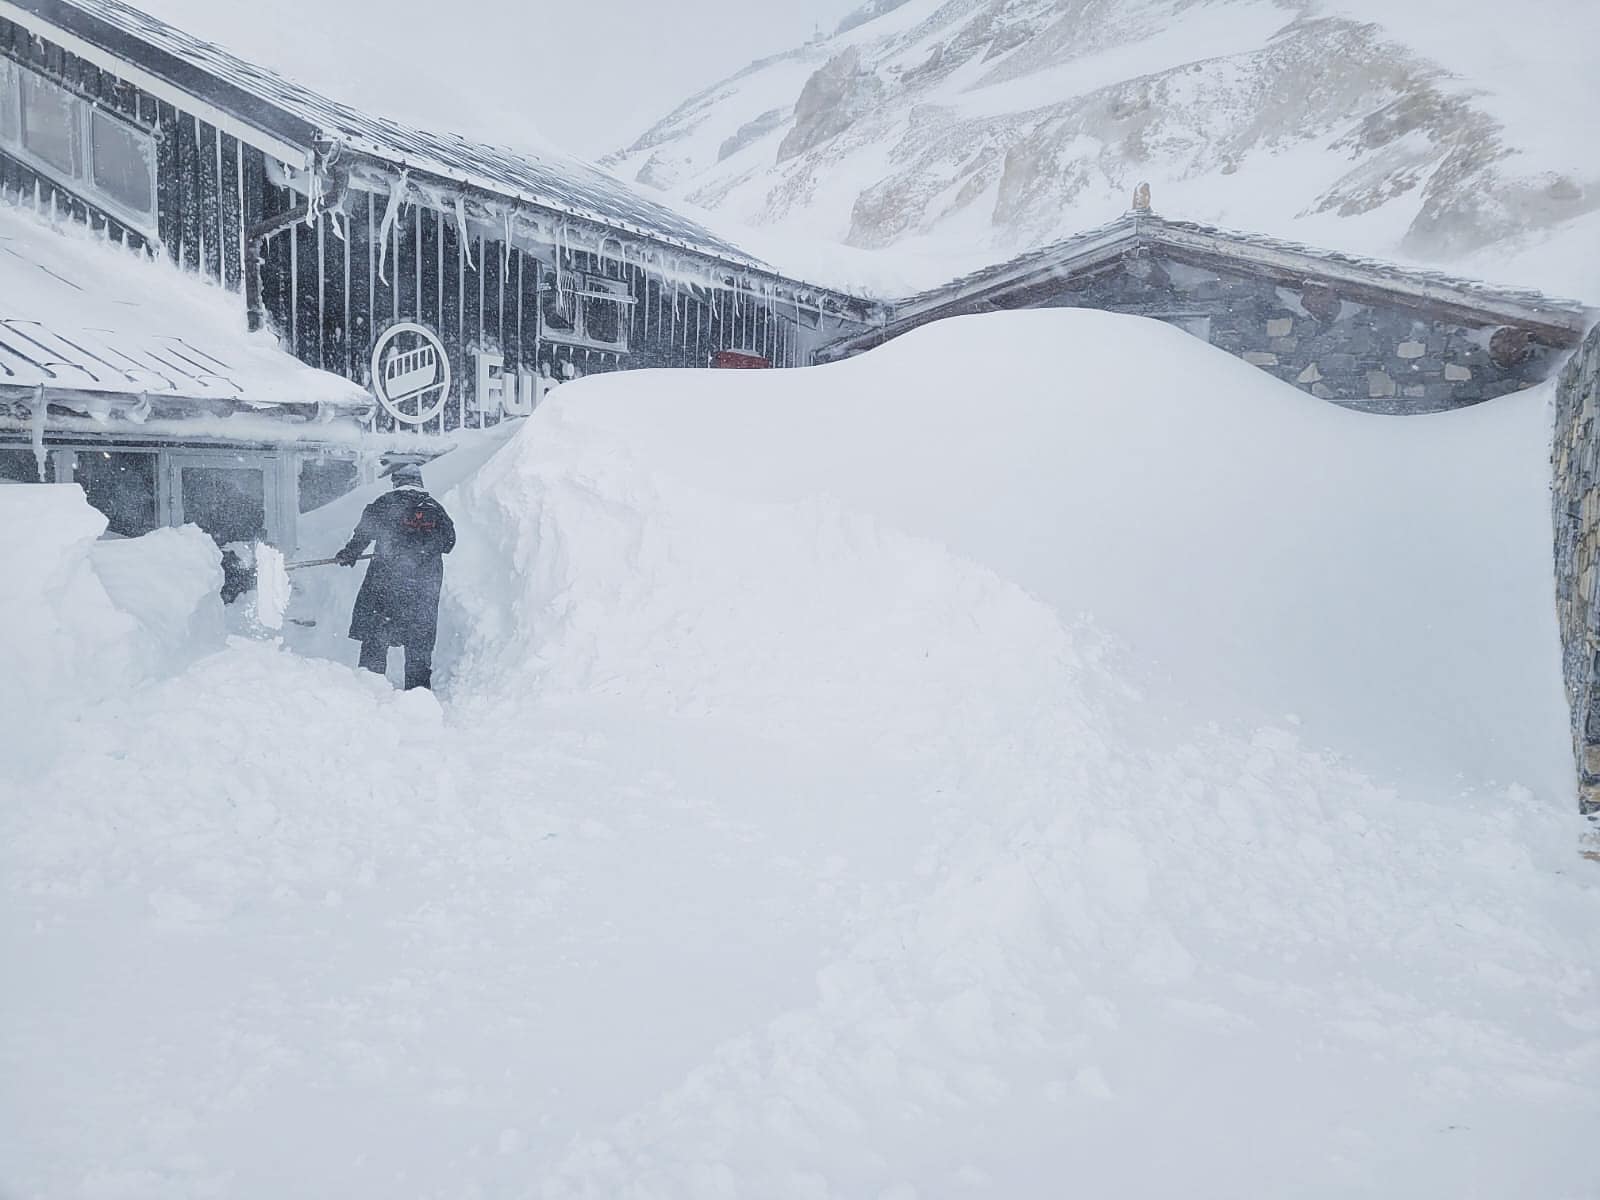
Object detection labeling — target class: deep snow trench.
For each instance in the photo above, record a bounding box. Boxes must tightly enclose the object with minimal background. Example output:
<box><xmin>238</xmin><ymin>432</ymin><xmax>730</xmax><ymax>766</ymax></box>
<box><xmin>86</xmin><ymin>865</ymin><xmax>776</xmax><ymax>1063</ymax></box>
<box><xmin>3</xmin><ymin>312</ymin><xmax>1597</xmax><ymax>1198</ymax></box>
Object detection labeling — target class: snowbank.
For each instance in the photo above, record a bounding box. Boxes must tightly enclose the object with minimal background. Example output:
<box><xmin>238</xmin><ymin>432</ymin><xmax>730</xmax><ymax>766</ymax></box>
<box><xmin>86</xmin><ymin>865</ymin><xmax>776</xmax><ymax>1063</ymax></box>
<box><xmin>0</xmin><ymin>485</ymin><xmax>222</xmax><ymax>763</ymax></box>
<box><xmin>447</xmin><ymin>309</ymin><xmax>1568</xmax><ymax>796</ymax></box>
<box><xmin>3</xmin><ymin>312</ymin><xmax>1595</xmax><ymax>1199</ymax></box>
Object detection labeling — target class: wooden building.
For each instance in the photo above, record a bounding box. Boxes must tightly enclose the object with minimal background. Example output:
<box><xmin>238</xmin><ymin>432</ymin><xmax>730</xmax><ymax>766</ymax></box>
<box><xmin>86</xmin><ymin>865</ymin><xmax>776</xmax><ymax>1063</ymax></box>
<box><xmin>0</xmin><ymin>0</ymin><xmax>872</xmax><ymax>551</ymax></box>
<box><xmin>819</xmin><ymin>200</ymin><xmax>1594</xmax><ymax>414</ymax></box>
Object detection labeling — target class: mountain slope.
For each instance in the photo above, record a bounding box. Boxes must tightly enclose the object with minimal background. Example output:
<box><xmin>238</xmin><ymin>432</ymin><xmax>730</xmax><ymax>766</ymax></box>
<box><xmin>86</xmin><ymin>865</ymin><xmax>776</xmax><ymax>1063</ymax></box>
<box><xmin>608</xmin><ymin>0</ymin><xmax>1600</xmax><ymax>297</ymax></box>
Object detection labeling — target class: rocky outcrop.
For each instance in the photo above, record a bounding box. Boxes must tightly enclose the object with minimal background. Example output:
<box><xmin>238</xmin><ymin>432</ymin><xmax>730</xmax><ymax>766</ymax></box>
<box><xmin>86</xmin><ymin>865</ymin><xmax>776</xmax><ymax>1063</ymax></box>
<box><xmin>777</xmin><ymin>48</ymin><xmax>885</xmax><ymax>163</ymax></box>
<box><xmin>719</xmin><ymin>109</ymin><xmax>788</xmax><ymax>162</ymax></box>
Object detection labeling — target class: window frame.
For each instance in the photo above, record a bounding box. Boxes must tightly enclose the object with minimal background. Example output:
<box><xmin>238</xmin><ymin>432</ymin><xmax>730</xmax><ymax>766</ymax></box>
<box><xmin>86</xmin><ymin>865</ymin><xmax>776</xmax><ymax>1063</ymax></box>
<box><xmin>0</xmin><ymin>56</ymin><xmax>158</xmax><ymax>238</ymax></box>
<box><xmin>540</xmin><ymin>271</ymin><xmax>632</xmax><ymax>353</ymax></box>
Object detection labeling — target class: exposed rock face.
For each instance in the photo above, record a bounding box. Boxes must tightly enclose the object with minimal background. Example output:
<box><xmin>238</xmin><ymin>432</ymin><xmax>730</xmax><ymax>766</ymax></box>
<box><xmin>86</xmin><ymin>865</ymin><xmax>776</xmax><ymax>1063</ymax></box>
<box><xmin>719</xmin><ymin>109</ymin><xmax>788</xmax><ymax>162</ymax></box>
<box><xmin>606</xmin><ymin>0</ymin><xmax>1599</xmax><ymax>296</ymax></box>
<box><xmin>777</xmin><ymin>48</ymin><xmax>886</xmax><ymax>163</ymax></box>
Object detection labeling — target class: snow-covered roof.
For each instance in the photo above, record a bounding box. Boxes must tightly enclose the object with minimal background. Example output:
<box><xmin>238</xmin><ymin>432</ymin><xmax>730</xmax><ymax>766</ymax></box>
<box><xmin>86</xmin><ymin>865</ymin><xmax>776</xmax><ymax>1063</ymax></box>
<box><xmin>0</xmin><ymin>200</ymin><xmax>370</xmax><ymax>412</ymax></box>
<box><xmin>7</xmin><ymin>0</ymin><xmax>765</xmax><ymax>269</ymax></box>
<box><xmin>853</xmin><ymin>211</ymin><xmax>1596</xmax><ymax>354</ymax></box>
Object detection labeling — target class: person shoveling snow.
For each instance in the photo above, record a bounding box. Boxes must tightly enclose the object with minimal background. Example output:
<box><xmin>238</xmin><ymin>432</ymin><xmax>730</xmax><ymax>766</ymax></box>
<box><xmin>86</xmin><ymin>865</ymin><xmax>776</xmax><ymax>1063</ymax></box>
<box><xmin>333</xmin><ymin>461</ymin><xmax>456</xmax><ymax>690</ymax></box>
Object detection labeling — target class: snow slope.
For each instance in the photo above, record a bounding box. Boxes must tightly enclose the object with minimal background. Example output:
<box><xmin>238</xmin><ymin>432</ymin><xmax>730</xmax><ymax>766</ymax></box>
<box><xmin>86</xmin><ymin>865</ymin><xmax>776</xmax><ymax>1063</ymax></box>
<box><xmin>3</xmin><ymin>312</ymin><xmax>1597</xmax><ymax>1197</ymax></box>
<box><xmin>609</xmin><ymin>0</ymin><xmax>1600</xmax><ymax>299</ymax></box>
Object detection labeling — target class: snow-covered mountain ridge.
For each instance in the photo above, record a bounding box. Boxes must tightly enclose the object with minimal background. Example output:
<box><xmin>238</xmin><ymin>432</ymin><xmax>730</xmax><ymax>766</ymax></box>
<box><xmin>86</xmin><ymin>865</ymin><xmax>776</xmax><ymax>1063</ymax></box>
<box><xmin>608</xmin><ymin>0</ymin><xmax>1600</xmax><ymax>298</ymax></box>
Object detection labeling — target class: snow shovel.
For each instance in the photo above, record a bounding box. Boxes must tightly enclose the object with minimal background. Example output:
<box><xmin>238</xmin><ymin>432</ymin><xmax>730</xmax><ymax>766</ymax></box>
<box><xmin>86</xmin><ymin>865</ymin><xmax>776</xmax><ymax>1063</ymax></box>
<box><xmin>252</xmin><ymin>544</ymin><xmax>372</xmax><ymax>631</ymax></box>
<box><xmin>285</xmin><ymin>552</ymin><xmax>373</xmax><ymax>570</ymax></box>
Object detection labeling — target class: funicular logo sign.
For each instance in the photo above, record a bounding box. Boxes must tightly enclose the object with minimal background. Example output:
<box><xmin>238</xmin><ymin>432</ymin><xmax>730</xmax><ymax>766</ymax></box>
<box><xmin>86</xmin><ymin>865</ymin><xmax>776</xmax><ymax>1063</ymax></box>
<box><xmin>371</xmin><ymin>322</ymin><xmax>451</xmax><ymax>426</ymax></box>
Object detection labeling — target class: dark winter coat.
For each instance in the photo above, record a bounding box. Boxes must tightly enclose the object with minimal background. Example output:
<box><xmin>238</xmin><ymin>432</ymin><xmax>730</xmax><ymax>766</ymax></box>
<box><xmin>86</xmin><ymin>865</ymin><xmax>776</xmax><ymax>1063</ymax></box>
<box><xmin>339</xmin><ymin>487</ymin><xmax>456</xmax><ymax>647</ymax></box>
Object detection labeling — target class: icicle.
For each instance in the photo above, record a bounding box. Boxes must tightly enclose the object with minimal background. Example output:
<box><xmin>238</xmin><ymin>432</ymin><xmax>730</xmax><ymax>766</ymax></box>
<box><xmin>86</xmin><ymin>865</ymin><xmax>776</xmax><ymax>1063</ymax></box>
<box><xmin>455</xmin><ymin>194</ymin><xmax>476</xmax><ymax>270</ymax></box>
<box><xmin>303</xmin><ymin>157</ymin><xmax>322</xmax><ymax>228</ymax></box>
<box><xmin>502</xmin><ymin>211</ymin><xmax>513</xmax><ymax>274</ymax></box>
<box><xmin>30</xmin><ymin>384</ymin><xmax>46</xmax><ymax>482</ymax></box>
<box><xmin>555</xmin><ymin>221</ymin><xmax>569</xmax><ymax>301</ymax></box>
<box><xmin>375</xmin><ymin>170</ymin><xmax>409</xmax><ymax>286</ymax></box>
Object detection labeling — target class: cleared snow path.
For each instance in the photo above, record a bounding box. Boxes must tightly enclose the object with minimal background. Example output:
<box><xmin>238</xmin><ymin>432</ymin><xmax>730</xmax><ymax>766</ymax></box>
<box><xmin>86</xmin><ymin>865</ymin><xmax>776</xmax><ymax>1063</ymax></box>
<box><xmin>4</xmin><ymin>313</ymin><xmax>1598</xmax><ymax>1198</ymax></box>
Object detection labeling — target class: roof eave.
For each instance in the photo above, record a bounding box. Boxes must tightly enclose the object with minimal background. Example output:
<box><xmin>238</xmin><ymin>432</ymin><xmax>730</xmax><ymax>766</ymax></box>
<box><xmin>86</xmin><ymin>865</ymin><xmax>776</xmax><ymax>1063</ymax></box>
<box><xmin>2</xmin><ymin>0</ymin><xmax>315</xmax><ymax>167</ymax></box>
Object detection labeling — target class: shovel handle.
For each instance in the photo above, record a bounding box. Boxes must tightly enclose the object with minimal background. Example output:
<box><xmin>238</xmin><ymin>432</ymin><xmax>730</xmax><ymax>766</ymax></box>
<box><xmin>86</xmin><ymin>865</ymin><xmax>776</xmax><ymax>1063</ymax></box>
<box><xmin>287</xmin><ymin>552</ymin><xmax>373</xmax><ymax>571</ymax></box>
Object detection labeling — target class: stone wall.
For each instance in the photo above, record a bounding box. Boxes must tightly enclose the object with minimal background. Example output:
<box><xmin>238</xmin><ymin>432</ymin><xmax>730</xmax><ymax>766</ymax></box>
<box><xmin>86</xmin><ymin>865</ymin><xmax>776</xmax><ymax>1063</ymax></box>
<box><xmin>1037</xmin><ymin>253</ymin><xmax>1560</xmax><ymax>413</ymax></box>
<box><xmin>1553</xmin><ymin>324</ymin><xmax>1600</xmax><ymax>815</ymax></box>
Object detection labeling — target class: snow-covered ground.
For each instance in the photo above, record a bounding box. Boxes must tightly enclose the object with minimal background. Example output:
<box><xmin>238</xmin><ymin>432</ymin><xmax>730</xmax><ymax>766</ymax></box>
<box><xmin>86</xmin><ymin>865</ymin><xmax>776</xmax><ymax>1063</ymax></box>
<box><xmin>4</xmin><ymin>312</ymin><xmax>1598</xmax><ymax>1197</ymax></box>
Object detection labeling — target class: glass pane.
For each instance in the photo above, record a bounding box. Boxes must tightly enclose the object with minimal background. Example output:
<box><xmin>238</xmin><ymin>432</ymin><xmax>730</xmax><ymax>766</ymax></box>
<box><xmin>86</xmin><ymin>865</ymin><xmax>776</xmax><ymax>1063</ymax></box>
<box><xmin>298</xmin><ymin>457</ymin><xmax>359</xmax><ymax>513</ymax></box>
<box><xmin>180</xmin><ymin>465</ymin><xmax>266</xmax><ymax>545</ymax></box>
<box><xmin>74</xmin><ymin>450</ymin><xmax>157</xmax><ymax>538</ymax></box>
<box><xmin>0</xmin><ymin>447</ymin><xmax>47</xmax><ymax>483</ymax></box>
<box><xmin>0</xmin><ymin>60</ymin><xmax>18</xmax><ymax>144</ymax></box>
<box><xmin>542</xmin><ymin>287</ymin><xmax>577</xmax><ymax>335</ymax></box>
<box><xmin>19</xmin><ymin>71</ymin><xmax>79</xmax><ymax>176</ymax></box>
<box><xmin>90</xmin><ymin>110</ymin><xmax>154</xmax><ymax>216</ymax></box>
<box><xmin>583</xmin><ymin>293</ymin><xmax>621</xmax><ymax>345</ymax></box>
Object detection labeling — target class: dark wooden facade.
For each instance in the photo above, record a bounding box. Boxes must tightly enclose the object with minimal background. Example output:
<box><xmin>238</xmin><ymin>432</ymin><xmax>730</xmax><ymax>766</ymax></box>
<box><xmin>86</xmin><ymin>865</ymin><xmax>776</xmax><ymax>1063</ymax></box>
<box><xmin>1</xmin><ymin>11</ymin><xmax>255</xmax><ymax>268</ymax></box>
<box><xmin>0</xmin><ymin>10</ymin><xmax>852</xmax><ymax>441</ymax></box>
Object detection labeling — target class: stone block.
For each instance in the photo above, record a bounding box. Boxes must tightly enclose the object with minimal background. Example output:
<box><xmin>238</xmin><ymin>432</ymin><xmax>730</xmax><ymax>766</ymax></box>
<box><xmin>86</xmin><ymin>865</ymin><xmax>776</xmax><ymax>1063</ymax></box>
<box><xmin>1583</xmin><ymin>742</ymin><xmax>1600</xmax><ymax>779</ymax></box>
<box><xmin>1270</xmin><ymin>337</ymin><xmax>1299</xmax><ymax>354</ymax></box>
<box><xmin>1445</xmin><ymin>364</ymin><xmax>1472</xmax><ymax>382</ymax></box>
<box><xmin>1266</xmin><ymin>317</ymin><xmax>1294</xmax><ymax>338</ymax></box>
<box><xmin>1403</xmin><ymin>385</ymin><xmax>1426</xmax><ymax>398</ymax></box>
<box><xmin>1397</xmin><ymin>341</ymin><xmax>1426</xmax><ymax>359</ymax></box>
<box><xmin>1324</xmin><ymin>353</ymin><xmax>1357</xmax><ymax>372</ymax></box>
<box><xmin>1243</xmin><ymin>351</ymin><xmax>1279</xmax><ymax>367</ymax></box>
<box><xmin>1297</xmin><ymin>363</ymin><xmax>1323</xmax><ymax>384</ymax></box>
<box><xmin>1367</xmin><ymin>370</ymin><xmax>1397</xmax><ymax>399</ymax></box>
<box><xmin>1311</xmin><ymin>383</ymin><xmax>1334</xmax><ymax>400</ymax></box>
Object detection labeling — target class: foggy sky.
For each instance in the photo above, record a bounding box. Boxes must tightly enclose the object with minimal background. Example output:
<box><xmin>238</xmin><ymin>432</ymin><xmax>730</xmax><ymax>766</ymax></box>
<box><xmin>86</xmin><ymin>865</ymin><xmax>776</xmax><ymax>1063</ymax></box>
<box><xmin>131</xmin><ymin>0</ymin><xmax>863</xmax><ymax>159</ymax></box>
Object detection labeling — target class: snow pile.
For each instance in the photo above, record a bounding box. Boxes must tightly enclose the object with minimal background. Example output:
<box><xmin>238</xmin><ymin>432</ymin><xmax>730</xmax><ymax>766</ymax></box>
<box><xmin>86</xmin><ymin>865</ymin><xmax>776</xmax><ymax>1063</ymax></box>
<box><xmin>3</xmin><ymin>312</ymin><xmax>1597</xmax><ymax>1197</ymax></box>
<box><xmin>252</xmin><ymin>543</ymin><xmax>290</xmax><ymax>631</ymax></box>
<box><xmin>448</xmin><ymin>310</ymin><xmax>1567</xmax><ymax>795</ymax></box>
<box><xmin>0</xmin><ymin>485</ymin><xmax>222</xmax><ymax>761</ymax></box>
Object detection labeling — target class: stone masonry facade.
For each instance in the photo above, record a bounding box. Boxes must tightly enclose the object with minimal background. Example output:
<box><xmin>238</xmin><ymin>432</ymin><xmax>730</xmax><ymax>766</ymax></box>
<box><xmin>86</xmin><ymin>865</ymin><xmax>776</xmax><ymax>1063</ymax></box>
<box><xmin>1037</xmin><ymin>252</ymin><xmax>1560</xmax><ymax>413</ymax></box>
<box><xmin>1553</xmin><ymin>324</ymin><xmax>1600</xmax><ymax>815</ymax></box>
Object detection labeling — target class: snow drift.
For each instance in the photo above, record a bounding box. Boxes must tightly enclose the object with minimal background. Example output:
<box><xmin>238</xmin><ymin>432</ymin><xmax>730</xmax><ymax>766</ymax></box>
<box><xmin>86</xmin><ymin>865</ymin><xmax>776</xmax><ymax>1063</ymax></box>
<box><xmin>0</xmin><ymin>484</ymin><xmax>222</xmax><ymax>765</ymax></box>
<box><xmin>3</xmin><ymin>312</ymin><xmax>1596</xmax><ymax>1198</ymax></box>
<box><xmin>446</xmin><ymin>310</ymin><xmax>1568</xmax><ymax>796</ymax></box>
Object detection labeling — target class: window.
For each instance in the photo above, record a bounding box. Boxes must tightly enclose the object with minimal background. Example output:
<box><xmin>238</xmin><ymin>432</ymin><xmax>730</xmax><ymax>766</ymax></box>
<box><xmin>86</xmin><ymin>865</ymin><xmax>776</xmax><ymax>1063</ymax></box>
<box><xmin>0</xmin><ymin>60</ymin><xmax>18</xmax><ymax>143</ymax></box>
<box><xmin>540</xmin><ymin>271</ymin><xmax>630</xmax><ymax>351</ymax></box>
<box><xmin>298</xmin><ymin>456</ymin><xmax>359</xmax><ymax>513</ymax></box>
<box><xmin>90</xmin><ymin>108</ymin><xmax>154</xmax><ymax>215</ymax></box>
<box><xmin>0</xmin><ymin>447</ymin><xmax>47</xmax><ymax>483</ymax></box>
<box><xmin>19</xmin><ymin>70</ymin><xmax>79</xmax><ymax>175</ymax></box>
<box><xmin>0</xmin><ymin>57</ymin><xmax>156</xmax><ymax>233</ymax></box>
<box><xmin>72</xmin><ymin>449</ymin><xmax>158</xmax><ymax>538</ymax></box>
<box><xmin>178</xmin><ymin>464</ymin><xmax>266</xmax><ymax>545</ymax></box>
<box><xmin>583</xmin><ymin>286</ymin><xmax>622</xmax><ymax>346</ymax></box>
<box><xmin>541</xmin><ymin>285</ymin><xmax>578</xmax><ymax>336</ymax></box>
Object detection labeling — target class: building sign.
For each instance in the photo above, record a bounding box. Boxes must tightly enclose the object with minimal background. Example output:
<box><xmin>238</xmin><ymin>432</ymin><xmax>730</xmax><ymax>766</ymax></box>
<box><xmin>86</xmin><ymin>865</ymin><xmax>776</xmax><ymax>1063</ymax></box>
<box><xmin>371</xmin><ymin>322</ymin><xmax>451</xmax><ymax>425</ymax></box>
